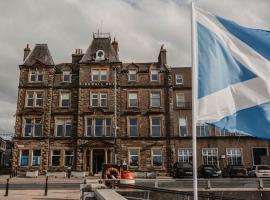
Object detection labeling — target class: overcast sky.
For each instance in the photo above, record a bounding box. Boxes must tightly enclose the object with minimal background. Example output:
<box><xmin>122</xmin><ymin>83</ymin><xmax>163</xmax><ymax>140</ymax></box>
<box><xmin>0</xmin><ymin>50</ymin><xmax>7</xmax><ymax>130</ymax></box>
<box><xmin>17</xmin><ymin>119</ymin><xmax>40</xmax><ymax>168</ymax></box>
<box><xmin>0</xmin><ymin>0</ymin><xmax>269</xmax><ymax>132</ymax></box>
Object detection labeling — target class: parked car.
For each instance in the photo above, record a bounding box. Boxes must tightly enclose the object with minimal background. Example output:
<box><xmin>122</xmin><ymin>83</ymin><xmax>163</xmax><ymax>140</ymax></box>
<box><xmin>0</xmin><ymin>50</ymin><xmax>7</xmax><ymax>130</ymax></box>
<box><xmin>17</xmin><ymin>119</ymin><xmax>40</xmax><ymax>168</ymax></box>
<box><xmin>222</xmin><ymin>165</ymin><xmax>248</xmax><ymax>177</ymax></box>
<box><xmin>198</xmin><ymin>165</ymin><xmax>222</xmax><ymax>178</ymax></box>
<box><xmin>172</xmin><ymin>162</ymin><xmax>193</xmax><ymax>178</ymax></box>
<box><xmin>249</xmin><ymin>165</ymin><xmax>270</xmax><ymax>178</ymax></box>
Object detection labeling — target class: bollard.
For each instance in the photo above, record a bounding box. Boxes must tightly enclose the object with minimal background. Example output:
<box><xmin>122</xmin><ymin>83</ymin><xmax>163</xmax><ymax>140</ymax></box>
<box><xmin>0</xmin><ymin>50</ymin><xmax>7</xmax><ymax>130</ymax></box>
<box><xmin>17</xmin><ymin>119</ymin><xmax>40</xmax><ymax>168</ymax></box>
<box><xmin>4</xmin><ymin>178</ymin><xmax>9</xmax><ymax>196</ymax></box>
<box><xmin>9</xmin><ymin>169</ymin><xmax>12</xmax><ymax>178</ymax></box>
<box><xmin>44</xmin><ymin>176</ymin><xmax>48</xmax><ymax>196</ymax></box>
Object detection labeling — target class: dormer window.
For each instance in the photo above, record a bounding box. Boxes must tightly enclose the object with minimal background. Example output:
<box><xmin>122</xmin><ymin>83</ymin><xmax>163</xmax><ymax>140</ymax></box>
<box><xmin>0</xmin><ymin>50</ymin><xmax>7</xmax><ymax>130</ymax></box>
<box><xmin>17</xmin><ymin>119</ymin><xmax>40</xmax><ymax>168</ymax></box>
<box><xmin>95</xmin><ymin>50</ymin><xmax>105</xmax><ymax>61</ymax></box>
<box><xmin>151</xmin><ymin>70</ymin><xmax>159</xmax><ymax>81</ymax></box>
<box><xmin>63</xmin><ymin>71</ymin><xmax>71</xmax><ymax>82</ymax></box>
<box><xmin>29</xmin><ymin>70</ymin><xmax>43</xmax><ymax>82</ymax></box>
<box><xmin>129</xmin><ymin>70</ymin><xmax>137</xmax><ymax>81</ymax></box>
<box><xmin>176</xmin><ymin>74</ymin><xmax>184</xmax><ymax>85</ymax></box>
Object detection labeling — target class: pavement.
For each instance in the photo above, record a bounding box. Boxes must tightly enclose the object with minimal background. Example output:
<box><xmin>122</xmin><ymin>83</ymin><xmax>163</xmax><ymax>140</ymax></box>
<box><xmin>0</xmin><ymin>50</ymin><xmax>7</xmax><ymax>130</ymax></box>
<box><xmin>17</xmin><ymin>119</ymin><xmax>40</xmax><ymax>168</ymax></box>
<box><xmin>0</xmin><ymin>175</ymin><xmax>96</xmax><ymax>200</ymax></box>
<box><xmin>0</xmin><ymin>189</ymin><xmax>80</xmax><ymax>200</ymax></box>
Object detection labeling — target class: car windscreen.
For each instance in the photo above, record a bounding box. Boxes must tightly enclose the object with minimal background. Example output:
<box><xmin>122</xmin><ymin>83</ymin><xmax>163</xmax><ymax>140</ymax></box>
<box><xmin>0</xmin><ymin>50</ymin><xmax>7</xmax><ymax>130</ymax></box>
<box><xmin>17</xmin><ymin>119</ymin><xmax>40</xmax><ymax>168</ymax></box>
<box><xmin>258</xmin><ymin>166</ymin><xmax>270</xmax><ymax>170</ymax></box>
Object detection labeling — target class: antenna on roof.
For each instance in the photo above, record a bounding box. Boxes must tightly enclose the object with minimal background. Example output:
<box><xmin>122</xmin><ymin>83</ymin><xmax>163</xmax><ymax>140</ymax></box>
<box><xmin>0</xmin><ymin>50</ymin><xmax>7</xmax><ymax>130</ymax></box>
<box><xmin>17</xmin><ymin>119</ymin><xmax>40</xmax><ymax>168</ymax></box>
<box><xmin>100</xmin><ymin>20</ymin><xmax>103</xmax><ymax>35</ymax></box>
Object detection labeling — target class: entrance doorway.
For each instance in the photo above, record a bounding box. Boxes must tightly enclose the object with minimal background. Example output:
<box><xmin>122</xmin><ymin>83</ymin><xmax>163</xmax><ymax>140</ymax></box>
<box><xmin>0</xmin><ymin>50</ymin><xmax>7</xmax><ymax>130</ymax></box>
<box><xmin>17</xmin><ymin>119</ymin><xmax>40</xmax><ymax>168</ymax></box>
<box><xmin>93</xmin><ymin>149</ymin><xmax>105</xmax><ymax>174</ymax></box>
<box><xmin>253</xmin><ymin>148</ymin><xmax>268</xmax><ymax>165</ymax></box>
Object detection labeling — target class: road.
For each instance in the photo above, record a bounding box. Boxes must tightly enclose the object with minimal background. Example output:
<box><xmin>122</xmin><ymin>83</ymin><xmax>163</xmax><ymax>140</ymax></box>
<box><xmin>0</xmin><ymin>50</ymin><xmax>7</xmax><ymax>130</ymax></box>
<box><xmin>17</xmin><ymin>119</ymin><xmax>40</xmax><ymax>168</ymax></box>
<box><xmin>0</xmin><ymin>177</ymin><xmax>270</xmax><ymax>190</ymax></box>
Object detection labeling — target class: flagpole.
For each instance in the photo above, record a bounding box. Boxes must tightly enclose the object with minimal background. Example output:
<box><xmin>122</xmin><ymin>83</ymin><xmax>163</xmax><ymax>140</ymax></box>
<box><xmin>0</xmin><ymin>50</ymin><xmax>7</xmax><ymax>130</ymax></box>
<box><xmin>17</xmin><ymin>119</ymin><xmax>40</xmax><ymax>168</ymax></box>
<box><xmin>191</xmin><ymin>2</ymin><xmax>198</xmax><ymax>200</ymax></box>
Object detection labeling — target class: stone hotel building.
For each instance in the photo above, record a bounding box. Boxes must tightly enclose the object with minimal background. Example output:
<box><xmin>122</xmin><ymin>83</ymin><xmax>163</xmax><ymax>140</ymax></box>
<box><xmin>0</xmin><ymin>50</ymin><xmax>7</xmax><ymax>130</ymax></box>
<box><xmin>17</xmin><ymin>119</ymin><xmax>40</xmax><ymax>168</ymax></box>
<box><xmin>13</xmin><ymin>33</ymin><xmax>270</xmax><ymax>174</ymax></box>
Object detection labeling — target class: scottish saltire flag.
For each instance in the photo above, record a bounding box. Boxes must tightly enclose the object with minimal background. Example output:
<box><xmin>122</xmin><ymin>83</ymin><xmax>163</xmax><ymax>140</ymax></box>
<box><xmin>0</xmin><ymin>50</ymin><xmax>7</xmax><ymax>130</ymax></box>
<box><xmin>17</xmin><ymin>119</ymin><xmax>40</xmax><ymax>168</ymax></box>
<box><xmin>195</xmin><ymin>7</ymin><xmax>270</xmax><ymax>139</ymax></box>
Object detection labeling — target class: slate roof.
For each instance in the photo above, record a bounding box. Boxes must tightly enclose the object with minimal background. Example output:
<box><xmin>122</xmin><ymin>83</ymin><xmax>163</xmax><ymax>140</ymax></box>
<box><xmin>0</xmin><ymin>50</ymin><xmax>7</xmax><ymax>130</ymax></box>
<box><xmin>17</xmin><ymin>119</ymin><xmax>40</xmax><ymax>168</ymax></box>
<box><xmin>80</xmin><ymin>37</ymin><xmax>119</xmax><ymax>63</ymax></box>
<box><xmin>23</xmin><ymin>44</ymin><xmax>54</xmax><ymax>66</ymax></box>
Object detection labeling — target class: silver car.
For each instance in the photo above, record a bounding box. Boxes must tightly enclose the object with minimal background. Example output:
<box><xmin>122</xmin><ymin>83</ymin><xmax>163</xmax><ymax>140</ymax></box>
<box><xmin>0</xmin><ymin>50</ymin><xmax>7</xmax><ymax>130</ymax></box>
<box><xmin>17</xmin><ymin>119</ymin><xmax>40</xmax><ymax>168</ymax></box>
<box><xmin>249</xmin><ymin>165</ymin><xmax>270</xmax><ymax>178</ymax></box>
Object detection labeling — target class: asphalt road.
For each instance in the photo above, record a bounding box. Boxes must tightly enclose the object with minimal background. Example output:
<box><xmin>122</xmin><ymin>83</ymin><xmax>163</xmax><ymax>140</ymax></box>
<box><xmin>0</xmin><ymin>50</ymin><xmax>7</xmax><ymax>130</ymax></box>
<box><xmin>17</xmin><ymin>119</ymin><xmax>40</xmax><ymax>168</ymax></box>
<box><xmin>0</xmin><ymin>178</ymin><xmax>269</xmax><ymax>190</ymax></box>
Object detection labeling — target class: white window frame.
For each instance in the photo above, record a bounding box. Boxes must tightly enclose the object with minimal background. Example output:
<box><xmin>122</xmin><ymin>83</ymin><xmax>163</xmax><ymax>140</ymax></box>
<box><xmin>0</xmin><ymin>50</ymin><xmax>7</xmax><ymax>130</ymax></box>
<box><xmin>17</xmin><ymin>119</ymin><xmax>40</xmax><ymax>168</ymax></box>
<box><xmin>150</xmin><ymin>117</ymin><xmax>161</xmax><ymax>137</ymax></box>
<box><xmin>26</xmin><ymin>91</ymin><xmax>44</xmax><ymax>107</ymax></box>
<box><xmin>55</xmin><ymin>117</ymin><xmax>72</xmax><ymax>137</ymax></box>
<box><xmin>226</xmin><ymin>148</ymin><xmax>243</xmax><ymax>165</ymax></box>
<box><xmin>29</xmin><ymin>70</ymin><xmax>43</xmax><ymax>82</ymax></box>
<box><xmin>51</xmin><ymin>150</ymin><xmax>61</xmax><ymax>167</ymax></box>
<box><xmin>128</xmin><ymin>117</ymin><xmax>138</xmax><ymax>137</ymax></box>
<box><xmin>150</xmin><ymin>92</ymin><xmax>161</xmax><ymax>108</ymax></box>
<box><xmin>32</xmin><ymin>149</ymin><xmax>41</xmax><ymax>166</ymax></box>
<box><xmin>60</xmin><ymin>92</ymin><xmax>70</xmax><ymax>107</ymax></box>
<box><xmin>175</xmin><ymin>74</ymin><xmax>184</xmax><ymax>85</ymax></box>
<box><xmin>64</xmin><ymin>150</ymin><xmax>74</xmax><ymax>166</ymax></box>
<box><xmin>178</xmin><ymin>148</ymin><xmax>192</xmax><ymax>163</ymax></box>
<box><xmin>197</xmin><ymin>123</ymin><xmax>211</xmax><ymax>137</ymax></box>
<box><xmin>23</xmin><ymin>117</ymin><xmax>42</xmax><ymax>137</ymax></box>
<box><xmin>91</xmin><ymin>69</ymin><xmax>108</xmax><ymax>81</ymax></box>
<box><xmin>176</xmin><ymin>93</ymin><xmax>185</xmax><ymax>108</ymax></box>
<box><xmin>128</xmin><ymin>93</ymin><xmax>138</xmax><ymax>107</ymax></box>
<box><xmin>62</xmin><ymin>71</ymin><xmax>71</xmax><ymax>82</ymax></box>
<box><xmin>90</xmin><ymin>92</ymin><xmax>107</xmax><ymax>107</ymax></box>
<box><xmin>202</xmin><ymin>148</ymin><xmax>218</xmax><ymax>166</ymax></box>
<box><xmin>128</xmin><ymin>69</ymin><xmax>137</xmax><ymax>81</ymax></box>
<box><xmin>20</xmin><ymin>149</ymin><xmax>30</xmax><ymax>166</ymax></box>
<box><xmin>100</xmin><ymin>93</ymin><xmax>107</xmax><ymax>107</ymax></box>
<box><xmin>150</xmin><ymin>69</ymin><xmax>159</xmax><ymax>81</ymax></box>
<box><xmin>152</xmin><ymin>148</ymin><xmax>162</xmax><ymax>167</ymax></box>
<box><xmin>179</xmin><ymin>117</ymin><xmax>188</xmax><ymax>137</ymax></box>
<box><xmin>128</xmin><ymin>148</ymin><xmax>140</xmax><ymax>167</ymax></box>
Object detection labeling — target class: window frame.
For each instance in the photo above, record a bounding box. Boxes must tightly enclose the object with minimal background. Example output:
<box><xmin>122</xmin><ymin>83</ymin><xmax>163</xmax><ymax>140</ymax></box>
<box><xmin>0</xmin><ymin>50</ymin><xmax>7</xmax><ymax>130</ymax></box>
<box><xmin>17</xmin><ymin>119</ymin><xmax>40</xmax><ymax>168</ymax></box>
<box><xmin>150</xmin><ymin>69</ymin><xmax>159</xmax><ymax>81</ymax></box>
<box><xmin>226</xmin><ymin>148</ymin><xmax>243</xmax><ymax>165</ymax></box>
<box><xmin>202</xmin><ymin>148</ymin><xmax>218</xmax><ymax>166</ymax></box>
<box><xmin>25</xmin><ymin>91</ymin><xmax>44</xmax><ymax>108</ymax></box>
<box><xmin>128</xmin><ymin>117</ymin><xmax>138</xmax><ymax>137</ymax></box>
<box><xmin>176</xmin><ymin>93</ymin><xmax>185</xmax><ymax>108</ymax></box>
<box><xmin>90</xmin><ymin>92</ymin><xmax>108</xmax><ymax>107</ymax></box>
<box><xmin>175</xmin><ymin>74</ymin><xmax>184</xmax><ymax>85</ymax></box>
<box><xmin>128</xmin><ymin>69</ymin><xmax>137</xmax><ymax>81</ymax></box>
<box><xmin>32</xmin><ymin>149</ymin><xmax>41</xmax><ymax>166</ymax></box>
<box><xmin>55</xmin><ymin>117</ymin><xmax>72</xmax><ymax>137</ymax></box>
<box><xmin>20</xmin><ymin>149</ymin><xmax>30</xmax><ymax>166</ymax></box>
<box><xmin>64</xmin><ymin>150</ymin><xmax>74</xmax><ymax>167</ymax></box>
<box><xmin>150</xmin><ymin>117</ymin><xmax>161</xmax><ymax>137</ymax></box>
<box><xmin>128</xmin><ymin>148</ymin><xmax>140</xmax><ymax>168</ymax></box>
<box><xmin>179</xmin><ymin>117</ymin><xmax>188</xmax><ymax>137</ymax></box>
<box><xmin>28</xmin><ymin>70</ymin><xmax>44</xmax><ymax>83</ymax></box>
<box><xmin>128</xmin><ymin>92</ymin><xmax>138</xmax><ymax>108</ymax></box>
<box><xmin>62</xmin><ymin>71</ymin><xmax>71</xmax><ymax>82</ymax></box>
<box><xmin>151</xmin><ymin>148</ymin><xmax>163</xmax><ymax>167</ymax></box>
<box><xmin>60</xmin><ymin>92</ymin><xmax>70</xmax><ymax>108</ymax></box>
<box><xmin>23</xmin><ymin>117</ymin><xmax>43</xmax><ymax>137</ymax></box>
<box><xmin>51</xmin><ymin>150</ymin><xmax>61</xmax><ymax>167</ymax></box>
<box><xmin>91</xmin><ymin>69</ymin><xmax>108</xmax><ymax>82</ymax></box>
<box><xmin>178</xmin><ymin>148</ymin><xmax>192</xmax><ymax>163</ymax></box>
<box><xmin>150</xmin><ymin>92</ymin><xmax>161</xmax><ymax>108</ymax></box>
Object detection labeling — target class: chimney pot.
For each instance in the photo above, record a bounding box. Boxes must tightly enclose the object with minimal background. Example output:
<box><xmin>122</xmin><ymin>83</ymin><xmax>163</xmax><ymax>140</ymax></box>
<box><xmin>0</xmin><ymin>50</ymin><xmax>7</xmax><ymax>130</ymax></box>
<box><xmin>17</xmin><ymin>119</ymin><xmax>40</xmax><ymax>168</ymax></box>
<box><xmin>23</xmin><ymin>44</ymin><xmax>31</xmax><ymax>61</ymax></box>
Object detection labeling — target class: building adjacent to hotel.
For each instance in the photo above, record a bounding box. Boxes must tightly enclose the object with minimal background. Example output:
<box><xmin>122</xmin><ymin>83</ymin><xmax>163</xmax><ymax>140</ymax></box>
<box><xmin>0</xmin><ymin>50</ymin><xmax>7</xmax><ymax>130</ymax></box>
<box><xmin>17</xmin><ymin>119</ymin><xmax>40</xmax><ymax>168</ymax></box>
<box><xmin>13</xmin><ymin>33</ymin><xmax>270</xmax><ymax>174</ymax></box>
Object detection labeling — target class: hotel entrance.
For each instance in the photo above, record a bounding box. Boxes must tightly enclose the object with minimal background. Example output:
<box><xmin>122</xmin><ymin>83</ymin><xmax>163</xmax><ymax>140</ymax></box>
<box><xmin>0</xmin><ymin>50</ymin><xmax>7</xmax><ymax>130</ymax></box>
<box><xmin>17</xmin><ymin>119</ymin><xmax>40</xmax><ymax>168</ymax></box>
<box><xmin>93</xmin><ymin>149</ymin><xmax>105</xmax><ymax>174</ymax></box>
<box><xmin>82</xmin><ymin>141</ymin><xmax>113</xmax><ymax>175</ymax></box>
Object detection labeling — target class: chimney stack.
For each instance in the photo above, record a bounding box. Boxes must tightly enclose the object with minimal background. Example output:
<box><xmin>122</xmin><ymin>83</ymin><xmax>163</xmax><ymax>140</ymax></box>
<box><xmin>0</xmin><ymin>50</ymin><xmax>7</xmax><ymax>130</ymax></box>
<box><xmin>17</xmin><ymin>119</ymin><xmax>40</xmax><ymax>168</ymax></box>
<box><xmin>112</xmin><ymin>37</ymin><xmax>119</xmax><ymax>53</ymax></box>
<box><xmin>72</xmin><ymin>49</ymin><xmax>83</xmax><ymax>63</ymax></box>
<box><xmin>158</xmin><ymin>44</ymin><xmax>167</xmax><ymax>65</ymax></box>
<box><xmin>23</xmin><ymin>44</ymin><xmax>31</xmax><ymax>61</ymax></box>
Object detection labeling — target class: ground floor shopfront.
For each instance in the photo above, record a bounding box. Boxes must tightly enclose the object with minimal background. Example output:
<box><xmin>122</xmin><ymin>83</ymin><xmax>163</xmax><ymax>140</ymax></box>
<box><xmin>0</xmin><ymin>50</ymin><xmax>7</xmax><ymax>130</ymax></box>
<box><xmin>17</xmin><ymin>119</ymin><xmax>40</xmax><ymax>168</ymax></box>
<box><xmin>12</xmin><ymin>137</ymin><xmax>270</xmax><ymax>174</ymax></box>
